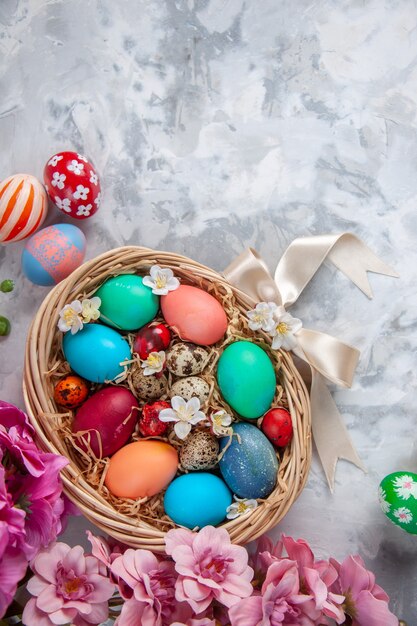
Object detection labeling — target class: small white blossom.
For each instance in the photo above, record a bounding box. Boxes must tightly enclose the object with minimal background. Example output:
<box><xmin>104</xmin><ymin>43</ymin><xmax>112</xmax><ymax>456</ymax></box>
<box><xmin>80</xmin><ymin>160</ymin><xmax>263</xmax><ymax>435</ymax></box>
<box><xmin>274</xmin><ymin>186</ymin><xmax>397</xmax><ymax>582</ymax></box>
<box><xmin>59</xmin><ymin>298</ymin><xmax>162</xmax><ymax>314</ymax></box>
<box><xmin>393</xmin><ymin>474</ymin><xmax>417</xmax><ymax>500</ymax></box>
<box><xmin>51</xmin><ymin>172</ymin><xmax>66</xmax><ymax>189</ymax></box>
<box><xmin>58</xmin><ymin>300</ymin><xmax>83</xmax><ymax>334</ymax></box>
<box><xmin>226</xmin><ymin>496</ymin><xmax>258</xmax><ymax>520</ymax></box>
<box><xmin>76</xmin><ymin>204</ymin><xmax>92</xmax><ymax>217</ymax></box>
<box><xmin>247</xmin><ymin>301</ymin><xmax>277</xmax><ymax>332</ymax></box>
<box><xmin>94</xmin><ymin>192</ymin><xmax>102</xmax><ymax>207</ymax></box>
<box><xmin>209</xmin><ymin>410</ymin><xmax>233</xmax><ymax>436</ymax></box>
<box><xmin>73</xmin><ymin>184</ymin><xmax>90</xmax><ymax>200</ymax></box>
<box><xmin>90</xmin><ymin>173</ymin><xmax>98</xmax><ymax>185</ymax></box>
<box><xmin>378</xmin><ymin>487</ymin><xmax>391</xmax><ymax>514</ymax></box>
<box><xmin>81</xmin><ymin>297</ymin><xmax>101</xmax><ymax>323</ymax></box>
<box><xmin>48</xmin><ymin>155</ymin><xmax>63</xmax><ymax>167</ymax></box>
<box><xmin>142</xmin><ymin>265</ymin><xmax>180</xmax><ymax>295</ymax></box>
<box><xmin>77</xmin><ymin>154</ymin><xmax>89</xmax><ymax>163</ymax></box>
<box><xmin>159</xmin><ymin>396</ymin><xmax>205</xmax><ymax>440</ymax></box>
<box><xmin>67</xmin><ymin>159</ymin><xmax>84</xmax><ymax>175</ymax></box>
<box><xmin>393</xmin><ymin>507</ymin><xmax>413</xmax><ymax>524</ymax></box>
<box><xmin>54</xmin><ymin>196</ymin><xmax>71</xmax><ymax>213</ymax></box>
<box><xmin>141</xmin><ymin>351</ymin><xmax>166</xmax><ymax>376</ymax></box>
<box><xmin>269</xmin><ymin>306</ymin><xmax>302</xmax><ymax>351</ymax></box>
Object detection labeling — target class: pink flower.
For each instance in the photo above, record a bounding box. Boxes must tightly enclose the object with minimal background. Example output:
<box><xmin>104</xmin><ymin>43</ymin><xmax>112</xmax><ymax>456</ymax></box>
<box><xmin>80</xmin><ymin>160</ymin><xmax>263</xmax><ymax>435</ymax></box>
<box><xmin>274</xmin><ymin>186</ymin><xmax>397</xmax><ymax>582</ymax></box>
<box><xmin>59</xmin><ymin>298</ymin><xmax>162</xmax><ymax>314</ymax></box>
<box><xmin>22</xmin><ymin>542</ymin><xmax>114</xmax><ymax>626</ymax></box>
<box><xmin>170</xmin><ymin>620</ymin><xmax>216</xmax><ymax>626</ymax></box>
<box><xmin>0</xmin><ymin>400</ymin><xmax>42</xmax><ymax>475</ymax></box>
<box><xmin>87</xmin><ymin>531</ymin><xmax>126</xmax><ymax>570</ymax></box>
<box><xmin>165</xmin><ymin>526</ymin><xmax>254</xmax><ymax>614</ymax></box>
<box><xmin>329</xmin><ymin>555</ymin><xmax>398</xmax><ymax>626</ymax></box>
<box><xmin>0</xmin><ymin>546</ymin><xmax>27</xmax><ymax>618</ymax></box>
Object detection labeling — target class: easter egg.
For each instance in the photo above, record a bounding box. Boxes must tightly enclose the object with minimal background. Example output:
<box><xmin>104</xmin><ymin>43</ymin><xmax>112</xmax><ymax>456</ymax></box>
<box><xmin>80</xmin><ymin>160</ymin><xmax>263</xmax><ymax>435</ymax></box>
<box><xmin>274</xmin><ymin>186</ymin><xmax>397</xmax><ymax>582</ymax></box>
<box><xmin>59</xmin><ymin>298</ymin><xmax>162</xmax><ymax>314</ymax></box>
<box><xmin>43</xmin><ymin>151</ymin><xmax>101</xmax><ymax>219</ymax></box>
<box><xmin>219</xmin><ymin>422</ymin><xmax>278</xmax><ymax>499</ymax></box>
<box><xmin>217</xmin><ymin>341</ymin><xmax>276</xmax><ymax>419</ymax></box>
<box><xmin>63</xmin><ymin>324</ymin><xmax>131</xmax><ymax>383</ymax></box>
<box><xmin>261</xmin><ymin>407</ymin><xmax>293</xmax><ymax>448</ymax></box>
<box><xmin>161</xmin><ymin>285</ymin><xmax>227</xmax><ymax>346</ymax></box>
<box><xmin>22</xmin><ymin>224</ymin><xmax>86</xmax><ymax>286</ymax></box>
<box><xmin>105</xmin><ymin>440</ymin><xmax>178</xmax><ymax>498</ymax></box>
<box><xmin>139</xmin><ymin>401</ymin><xmax>170</xmax><ymax>437</ymax></box>
<box><xmin>166</xmin><ymin>343</ymin><xmax>209</xmax><ymax>377</ymax></box>
<box><xmin>95</xmin><ymin>275</ymin><xmax>159</xmax><ymax>331</ymax></box>
<box><xmin>0</xmin><ymin>174</ymin><xmax>48</xmax><ymax>243</ymax></box>
<box><xmin>131</xmin><ymin>367</ymin><xmax>168</xmax><ymax>400</ymax></box>
<box><xmin>72</xmin><ymin>387</ymin><xmax>138</xmax><ymax>457</ymax></box>
<box><xmin>54</xmin><ymin>375</ymin><xmax>90</xmax><ymax>409</ymax></box>
<box><xmin>133</xmin><ymin>322</ymin><xmax>171</xmax><ymax>359</ymax></box>
<box><xmin>379</xmin><ymin>472</ymin><xmax>417</xmax><ymax>535</ymax></box>
<box><xmin>180</xmin><ymin>431</ymin><xmax>219</xmax><ymax>471</ymax></box>
<box><xmin>164</xmin><ymin>473</ymin><xmax>232</xmax><ymax>528</ymax></box>
<box><xmin>169</xmin><ymin>377</ymin><xmax>210</xmax><ymax>405</ymax></box>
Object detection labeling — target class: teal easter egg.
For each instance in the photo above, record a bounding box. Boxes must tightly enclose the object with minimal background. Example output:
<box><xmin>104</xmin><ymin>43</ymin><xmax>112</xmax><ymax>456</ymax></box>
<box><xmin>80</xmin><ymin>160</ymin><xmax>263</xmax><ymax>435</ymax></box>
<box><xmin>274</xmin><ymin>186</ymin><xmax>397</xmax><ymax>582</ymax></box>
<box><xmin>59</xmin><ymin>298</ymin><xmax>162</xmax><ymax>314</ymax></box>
<box><xmin>164</xmin><ymin>473</ymin><xmax>232</xmax><ymax>529</ymax></box>
<box><xmin>219</xmin><ymin>422</ymin><xmax>278</xmax><ymax>499</ymax></box>
<box><xmin>63</xmin><ymin>324</ymin><xmax>131</xmax><ymax>383</ymax></box>
<box><xmin>379</xmin><ymin>472</ymin><xmax>417</xmax><ymax>534</ymax></box>
<box><xmin>217</xmin><ymin>341</ymin><xmax>276</xmax><ymax>419</ymax></box>
<box><xmin>95</xmin><ymin>274</ymin><xmax>159</xmax><ymax>331</ymax></box>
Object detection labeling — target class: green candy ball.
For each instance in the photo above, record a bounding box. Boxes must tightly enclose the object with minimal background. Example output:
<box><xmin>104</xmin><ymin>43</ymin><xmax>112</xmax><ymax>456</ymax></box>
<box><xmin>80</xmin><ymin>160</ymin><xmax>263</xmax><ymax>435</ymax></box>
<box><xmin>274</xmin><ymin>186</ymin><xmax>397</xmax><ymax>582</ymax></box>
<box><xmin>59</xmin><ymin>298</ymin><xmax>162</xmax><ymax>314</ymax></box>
<box><xmin>0</xmin><ymin>279</ymin><xmax>14</xmax><ymax>293</ymax></box>
<box><xmin>0</xmin><ymin>316</ymin><xmax>11</xmax><ymax>336</ymax></box>
<box><xmin>379</xmin><ymin>471</ymin><xmax>417</xmax><ymax>534</ymax></box>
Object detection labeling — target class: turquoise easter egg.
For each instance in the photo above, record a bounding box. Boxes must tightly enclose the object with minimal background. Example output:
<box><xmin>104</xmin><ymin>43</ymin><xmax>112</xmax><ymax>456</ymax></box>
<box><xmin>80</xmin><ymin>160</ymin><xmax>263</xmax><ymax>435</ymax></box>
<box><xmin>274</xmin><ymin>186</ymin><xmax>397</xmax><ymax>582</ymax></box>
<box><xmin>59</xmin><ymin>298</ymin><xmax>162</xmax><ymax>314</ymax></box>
<box><xmin>95</xmin><ymin>274</ymin><xmax>159</xmax><ymax>331</ymax></box>
<box><xmin>219</xmin><ymin>422</ymin><xmax>278</xmax><ymax>499</ymax></box>
<box><xmin>63</xmin><ymin>324</ymin><xmax>131</xmax><ymax>383</ymax></box>
<box><xmin>379</xmin><ymin>472</ymin><xmax>417</xmax><ymax>534</ymax></box>
<box><xmin>164</xmin><ymin>473</ymin><xmax>232</xmax><ymax>529</ymax></box>
<box><xmin>217</xmin><ymin>341</ymin><xmax>276</xmax><ymax>419</ymax></box>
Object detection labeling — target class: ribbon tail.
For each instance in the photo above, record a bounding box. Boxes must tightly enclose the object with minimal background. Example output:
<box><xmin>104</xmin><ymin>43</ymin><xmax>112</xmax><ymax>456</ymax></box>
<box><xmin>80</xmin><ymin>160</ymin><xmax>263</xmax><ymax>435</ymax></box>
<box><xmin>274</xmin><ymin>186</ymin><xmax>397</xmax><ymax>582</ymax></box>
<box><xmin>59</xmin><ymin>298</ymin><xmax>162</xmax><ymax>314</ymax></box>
<box><xmin>310</xmin><ymin>371</ymin><xmax>366</xmax><ymax>491</ymax></box>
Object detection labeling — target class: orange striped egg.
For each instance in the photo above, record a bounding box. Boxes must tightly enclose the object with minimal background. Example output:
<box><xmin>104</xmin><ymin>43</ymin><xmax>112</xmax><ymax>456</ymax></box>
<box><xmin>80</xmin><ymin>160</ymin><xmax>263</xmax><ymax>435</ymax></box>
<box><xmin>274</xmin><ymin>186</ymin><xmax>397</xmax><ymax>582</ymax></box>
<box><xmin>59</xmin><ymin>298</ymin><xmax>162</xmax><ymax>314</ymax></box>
<box><xmin>0</xmin><ymin>174</ymin><xmax>48</xmax><ymax>244</ymax></box>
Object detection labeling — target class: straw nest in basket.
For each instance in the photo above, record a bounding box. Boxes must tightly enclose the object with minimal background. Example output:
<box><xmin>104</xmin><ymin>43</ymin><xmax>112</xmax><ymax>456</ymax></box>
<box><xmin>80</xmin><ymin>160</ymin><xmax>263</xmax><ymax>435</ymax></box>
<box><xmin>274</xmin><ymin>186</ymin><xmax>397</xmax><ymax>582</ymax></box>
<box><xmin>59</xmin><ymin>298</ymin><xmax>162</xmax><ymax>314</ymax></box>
<box><xmin>24</xmin><ymin>246</ymin><xmax>312</xmax><ymax>553</ymax></box>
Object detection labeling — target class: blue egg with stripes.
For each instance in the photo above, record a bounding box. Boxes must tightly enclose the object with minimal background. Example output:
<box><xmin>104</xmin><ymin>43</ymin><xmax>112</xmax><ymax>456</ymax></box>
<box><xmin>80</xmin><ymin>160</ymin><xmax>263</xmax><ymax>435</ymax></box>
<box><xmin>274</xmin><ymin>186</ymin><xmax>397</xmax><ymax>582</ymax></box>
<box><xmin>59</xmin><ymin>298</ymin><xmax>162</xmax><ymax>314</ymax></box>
<box><xmin>22</xmin><ymin>223</ymin><xmax>86</xmax><ymax>286</ymax></box>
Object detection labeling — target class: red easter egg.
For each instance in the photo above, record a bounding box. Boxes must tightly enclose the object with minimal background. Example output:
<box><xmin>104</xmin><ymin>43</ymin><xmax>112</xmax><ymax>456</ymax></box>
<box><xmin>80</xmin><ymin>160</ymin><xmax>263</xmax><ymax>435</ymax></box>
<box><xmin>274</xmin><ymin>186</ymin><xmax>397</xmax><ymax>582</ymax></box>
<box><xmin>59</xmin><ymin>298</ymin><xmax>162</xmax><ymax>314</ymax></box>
<box><xmin>133</xmin><ymin>322</ymin><xmax>171</xmax><ymax>360</ymax></box>
<box><xmin>43</xmin><ymin>151</ymin><xmax>101</xmax><ymax>220</ymax></box>
<box><xmin>72</xmin><ymin>387</ymin><xmax>138</xmax><ymax>457</ymax></box>
<box><xmin>139</xmin><ymin>401</ymin><xmax>171</xmax><ymax>437</ymax></box>
<box><xmin>0</xmin><ymin>174</ymin><xmax>48</xmax><ymax>243</ymax></box>
<box><xmin>261</xmin><ymin>407</ymin><xmax>293</xmax><ymax>448</ymax></box>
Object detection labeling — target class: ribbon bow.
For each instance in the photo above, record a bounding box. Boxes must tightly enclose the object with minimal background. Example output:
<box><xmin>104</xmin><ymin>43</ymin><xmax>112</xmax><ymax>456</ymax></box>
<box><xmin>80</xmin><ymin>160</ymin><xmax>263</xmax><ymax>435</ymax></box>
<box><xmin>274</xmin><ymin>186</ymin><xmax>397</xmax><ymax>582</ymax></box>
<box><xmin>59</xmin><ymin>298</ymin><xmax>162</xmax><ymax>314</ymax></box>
<box><xmin>223</xmin><ymin>233</ymin><xmax>398</xmax><ymax>490</ymax></box>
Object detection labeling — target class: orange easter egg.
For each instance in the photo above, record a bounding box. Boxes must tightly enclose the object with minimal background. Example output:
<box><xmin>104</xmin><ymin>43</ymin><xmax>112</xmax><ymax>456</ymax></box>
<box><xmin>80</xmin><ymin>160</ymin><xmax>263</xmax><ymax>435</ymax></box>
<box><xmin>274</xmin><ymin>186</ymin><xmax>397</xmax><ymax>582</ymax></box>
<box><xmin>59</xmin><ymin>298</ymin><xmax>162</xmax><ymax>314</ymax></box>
<box><xmin>105</xmin><ymin>440</ymin><xmax>178</xmax><ymax>498</ymax></box>
<box><xmin>161</xmin><ymin>285</ymin><xmax>228</xmax><ymax>346</ymax></box>
<box><xmin>0</xmin><ymin>174</ymin><xmax>48</xmax><ymax>243</ymax></box>
<box><xmin>54</xmin><ymin>375</ymin><xmax>90</xmax><ymax>409</ymax></box>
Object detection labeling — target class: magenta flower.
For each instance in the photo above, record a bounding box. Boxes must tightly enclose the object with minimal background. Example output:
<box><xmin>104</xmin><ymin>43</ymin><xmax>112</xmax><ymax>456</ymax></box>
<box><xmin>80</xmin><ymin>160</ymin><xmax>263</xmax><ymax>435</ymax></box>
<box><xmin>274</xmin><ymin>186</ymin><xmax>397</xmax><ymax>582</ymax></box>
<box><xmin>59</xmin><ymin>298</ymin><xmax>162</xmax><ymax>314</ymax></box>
<box><xmin>0</xmin><ymin>400</ymin><xmax>43</xmax><ymax>476</ymax></box>
<box><xmin>330</xmin><ymin>555</ymin><xmax>398</xmax><ymax>626</ymax></box>
<box><xmin>23</xmin><ymin>542</ymin><xmax>114</xmax><ymax>626</ymax></box>
<box><xmin>165</xmin><ymin>525</ymin><xmax>254</xmax><ymax>614</ymax></box>
<box><xmin>0</xmin><ymin>546</ymin><xmax>27</xmax><ymax>618</ymax></box>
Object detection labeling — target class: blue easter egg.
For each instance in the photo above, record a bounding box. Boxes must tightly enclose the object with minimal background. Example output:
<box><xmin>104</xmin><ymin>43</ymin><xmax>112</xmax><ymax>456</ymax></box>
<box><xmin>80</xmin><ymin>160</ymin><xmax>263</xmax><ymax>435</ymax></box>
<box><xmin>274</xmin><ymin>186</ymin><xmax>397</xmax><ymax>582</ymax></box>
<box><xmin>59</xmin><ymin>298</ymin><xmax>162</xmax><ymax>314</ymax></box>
<box><xmin>164</xmin><ymin>473</ymin><xmax>232</xmax><ymax>529</ymax></box>
<box><xmin>22</xmin><ymin>224</ymin><xmax>86</xmax><ymax>286</ymax></box>
<box><xmin>219</xmin><ymin>422</ymin><xmax>279</xmax><ymax>499</ymax></box>
<box><xmin>63</xmin><ymin>324</ymin><xmax>131</xmax><ymax>383</ymax></box>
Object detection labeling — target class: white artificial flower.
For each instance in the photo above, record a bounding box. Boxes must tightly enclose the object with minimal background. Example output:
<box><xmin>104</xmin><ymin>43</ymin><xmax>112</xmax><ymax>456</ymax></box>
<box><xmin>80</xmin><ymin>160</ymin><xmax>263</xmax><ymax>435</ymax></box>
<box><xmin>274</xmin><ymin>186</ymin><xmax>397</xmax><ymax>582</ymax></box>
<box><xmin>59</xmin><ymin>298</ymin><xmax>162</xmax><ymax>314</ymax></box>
<box><xmin>94</xmin><ymin>191</ymin><xmax>102</xmax><ymax>207</ymax></box>
<box><xmin>141</xmin><ymin>351</ymin><xmax>166</xmax><ymax>376</ymax></box>
<box><xmin>73</xmin><ymin>184</ymin><xmax>90</xmax><ymax>200</ymax></box>
<box><xmin>67</xmin><ymin>159</ymin><xmax>84</xmax><ymax>175</ymax></box>
<box><xmin>76</xmin><ymin>204</ymin><xmax>92</xmax><ymax>217</ymax></box>
<box><xmin>226</xmin><ymin>496</ymin><xmax>258</xmax><ymax>520</ymax></box>
<box><xmin>77</xmin><ymin>154</ymin><xmax>89</xmax><ymax>163</ymax></box>
<box><xmin>48</xmin><ymin>155</ymin><xmax>63</xmax><ymax>167</ymax></box>
<box><xmin>393</xmin><ymin>474</ymin><xmax>417</xmax><ymax>500</ymax></box>
<box><xmin>209</xmin><ymin>410</ymin><xmax>233</xmax><ymax>436</ymax></box>
<box><xmin>90</xmin><ymin>173</ymin><xmax>98</xmax><ymax>185</ymax></box>
<box><xmin>81</xmin><ymin>297</ymin><xmax>101</xmax><ymax>323</ymax></box>
<box><xmin>246</xmin><ymin>301</ymin><xmax>277</xmax><ymax>332</ymax></box>
<box><xmin>58</xmin><ymin>300</ymin><xmax>83</xmax><ymax>334</ymax></box>
<box><xmin>142</xmin><ymin>265</ymin><xmax>180</xmax><ymax>295</ymax></box>
<box><xmin>378</xmin><ymin>487</ymin><xmax>391</xmax><ymax>514</ymax></box>
<box><xmin>159</xmin><ymin>396</ymin><xmax>205</xmax><ymax>440</ymax></box>
<box><xmin>393</xmin><ymin>507</ymin><xmax>413</xmax><ymax>524</ymax></box>
<box><xmin>51</xmin><ymin>172</ymin><xmax>66</xmax><ymax>189</ymax></box>
<box><xmin>269</xmin><ymin>306</ymin><xmax>302</xmax><ymax>351</ymax></box>
<box><xmin>55</xmin><ymin>196</ymin><xmax>71</xmax><ymax>212</ymax></box>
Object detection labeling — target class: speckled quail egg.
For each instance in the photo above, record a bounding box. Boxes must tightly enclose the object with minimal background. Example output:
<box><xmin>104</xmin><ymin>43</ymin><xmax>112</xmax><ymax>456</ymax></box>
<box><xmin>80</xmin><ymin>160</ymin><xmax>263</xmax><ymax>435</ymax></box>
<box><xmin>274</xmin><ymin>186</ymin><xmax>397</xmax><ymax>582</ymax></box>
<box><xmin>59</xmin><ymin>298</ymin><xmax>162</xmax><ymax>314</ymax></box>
<box><xmin>131</xmin><ymin>366</ymin><xmax>167</xmax><ymax>400</ymax></box>
<box><xmin>169</xmin><ymin>377</ymin><xmax>210</xmax><ymax>405</ymax></box>
<box><xmin>166</xmin><ymin>343</ymin><xmax>209</xmax><ymax>377</ymax></box>
<box><xmin>180</xmin><ymin>430</ymin><xmax>219</xmax><ymax>471</ymax></box>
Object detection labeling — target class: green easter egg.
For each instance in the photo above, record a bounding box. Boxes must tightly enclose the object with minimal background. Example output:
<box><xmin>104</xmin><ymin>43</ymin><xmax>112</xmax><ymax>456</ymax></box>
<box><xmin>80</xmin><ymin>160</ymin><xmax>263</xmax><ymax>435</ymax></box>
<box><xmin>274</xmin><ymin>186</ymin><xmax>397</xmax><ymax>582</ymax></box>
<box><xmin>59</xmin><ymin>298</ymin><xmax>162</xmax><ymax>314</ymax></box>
<box><xmin>95</xmin><ymin>274</ymin><xmax>159</xmax><ymax>331</ymax></box>
<box><xmin>217</xmin><ymin>341</ymin><xmax>276</xmax><ymax>419</ymax></box>
<box><xmin>379</xmin><ymin>472</ymin><xmax>417</xmax><ymax>534</ymax></box>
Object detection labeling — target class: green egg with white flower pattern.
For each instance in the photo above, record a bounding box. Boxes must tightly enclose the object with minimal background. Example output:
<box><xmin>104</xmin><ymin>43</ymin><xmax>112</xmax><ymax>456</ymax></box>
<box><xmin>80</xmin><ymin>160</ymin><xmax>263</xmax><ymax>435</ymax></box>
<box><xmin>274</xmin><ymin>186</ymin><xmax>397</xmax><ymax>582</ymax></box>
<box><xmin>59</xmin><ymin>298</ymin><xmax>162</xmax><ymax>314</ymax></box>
<box><xmin>379</xmin><ymin>472</ymin><xmax>417</xmax><ymax>534</ymax></box>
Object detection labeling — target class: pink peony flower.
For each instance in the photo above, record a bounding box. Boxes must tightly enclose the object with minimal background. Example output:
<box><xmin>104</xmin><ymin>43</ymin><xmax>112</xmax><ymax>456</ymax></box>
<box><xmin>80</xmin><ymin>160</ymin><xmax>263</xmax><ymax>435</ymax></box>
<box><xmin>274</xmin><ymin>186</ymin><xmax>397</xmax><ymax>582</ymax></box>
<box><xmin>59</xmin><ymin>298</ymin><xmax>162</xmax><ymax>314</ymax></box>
<box><xmin>165</xmin><ymin>525</ymin><xmax>254</xmax><ymax>614</ymax></box>
<box><xmin>0</xmin><ymin>546</ymin><xmax>27</xmax><ymax>618</ymax></box>
<box><xmin>87</xmin><ymin>531</ymin><xmax>126</xmax><ymax>570</ymax></box>
<box><xmin>170</xmin><ymin>620</ymin><xmax>216</xmax><ymax>626</ymax></box>
<box><xmin>22</xmin><ymin>541</ymin><xmax>114</xmax><ymax>626</ymax></box>
<box><xmin>330</xmin><ymin>555</ymin><xmax>398</xmax><ymax>626</ymax></box>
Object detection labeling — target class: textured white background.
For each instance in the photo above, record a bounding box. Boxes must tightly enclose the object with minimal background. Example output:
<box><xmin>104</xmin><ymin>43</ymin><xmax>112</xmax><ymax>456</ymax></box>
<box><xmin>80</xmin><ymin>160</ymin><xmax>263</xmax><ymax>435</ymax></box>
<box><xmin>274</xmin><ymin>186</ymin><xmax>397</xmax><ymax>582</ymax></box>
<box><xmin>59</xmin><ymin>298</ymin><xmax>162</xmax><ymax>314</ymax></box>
<box><xmin>1</xmin><ymin>0</ymin><xmax>417</xmax><ymax>621</ymax></box>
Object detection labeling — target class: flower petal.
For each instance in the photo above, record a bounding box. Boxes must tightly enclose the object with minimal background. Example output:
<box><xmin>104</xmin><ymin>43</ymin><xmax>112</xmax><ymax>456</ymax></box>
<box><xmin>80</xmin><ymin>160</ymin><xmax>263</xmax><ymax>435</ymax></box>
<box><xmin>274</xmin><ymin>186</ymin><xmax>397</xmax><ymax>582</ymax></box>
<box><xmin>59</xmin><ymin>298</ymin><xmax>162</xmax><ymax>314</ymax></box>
<box><xmin>159</xmin><ymin>409</ymin><xmax>178</xmax><ymax>422</ymax></box>
<box><xmin>175</xmin><ymin>421</ymin><xmax>191</xmax><ymax>439</ymax></box>
<box><xmin>171</xmin><ymin>396</ymin><xmax>186</xmax><ymax>412</ymax></box>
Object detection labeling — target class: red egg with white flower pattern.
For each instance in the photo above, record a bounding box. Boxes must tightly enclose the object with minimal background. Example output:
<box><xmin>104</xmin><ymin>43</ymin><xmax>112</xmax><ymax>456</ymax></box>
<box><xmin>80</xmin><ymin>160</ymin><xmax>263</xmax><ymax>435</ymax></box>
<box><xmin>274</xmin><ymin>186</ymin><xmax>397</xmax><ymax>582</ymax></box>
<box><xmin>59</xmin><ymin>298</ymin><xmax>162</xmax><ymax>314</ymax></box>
<box><xmin>43</xmin><ymin>151</ymin><xmax>101</xmax><ymax>220</ymax></box>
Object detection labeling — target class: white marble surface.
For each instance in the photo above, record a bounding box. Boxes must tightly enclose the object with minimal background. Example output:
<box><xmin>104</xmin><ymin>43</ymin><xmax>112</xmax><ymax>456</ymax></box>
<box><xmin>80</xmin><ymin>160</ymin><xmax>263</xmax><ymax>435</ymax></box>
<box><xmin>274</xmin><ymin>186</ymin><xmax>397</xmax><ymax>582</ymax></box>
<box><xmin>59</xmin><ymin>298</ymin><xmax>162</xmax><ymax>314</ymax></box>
<box><xmin>1</xmin><ymin>0</ymin><xmax>417</xmax><ymax>621</ymax></box>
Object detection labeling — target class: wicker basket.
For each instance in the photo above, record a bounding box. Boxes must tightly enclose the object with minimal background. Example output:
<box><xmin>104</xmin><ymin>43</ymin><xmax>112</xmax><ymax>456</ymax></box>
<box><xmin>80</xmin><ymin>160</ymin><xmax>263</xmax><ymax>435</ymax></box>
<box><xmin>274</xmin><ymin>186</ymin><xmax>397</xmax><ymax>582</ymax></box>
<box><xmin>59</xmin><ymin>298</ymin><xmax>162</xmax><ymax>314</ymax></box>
<box><xmin>23</xmin><ymin>246</ymin><xmax>312</xmax><ymax>553</ymax></box>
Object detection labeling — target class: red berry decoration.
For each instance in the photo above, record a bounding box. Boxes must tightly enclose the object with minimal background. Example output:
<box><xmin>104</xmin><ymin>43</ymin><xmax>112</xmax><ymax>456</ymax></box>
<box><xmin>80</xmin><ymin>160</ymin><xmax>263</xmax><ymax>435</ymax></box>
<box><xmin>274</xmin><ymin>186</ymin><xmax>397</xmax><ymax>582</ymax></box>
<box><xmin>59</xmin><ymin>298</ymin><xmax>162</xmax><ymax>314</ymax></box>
<box><xmin>139</xmin><ymin>401</ymin><xmax>171</xmax><ymax>437</ymax></box>
<box><xmin>261</xmin><ymin>407</ymin><xmax>293</xmax><ymax>448</ymax></box>
<box><xmin>43</xmin><ymin>151</ymin><xmax>101</xmax><ymax>220</ymax></box>
<box><xmin>133</xmin><ymin>322</ymin><xmax>171</xmax><ymax>360</ymax></box>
